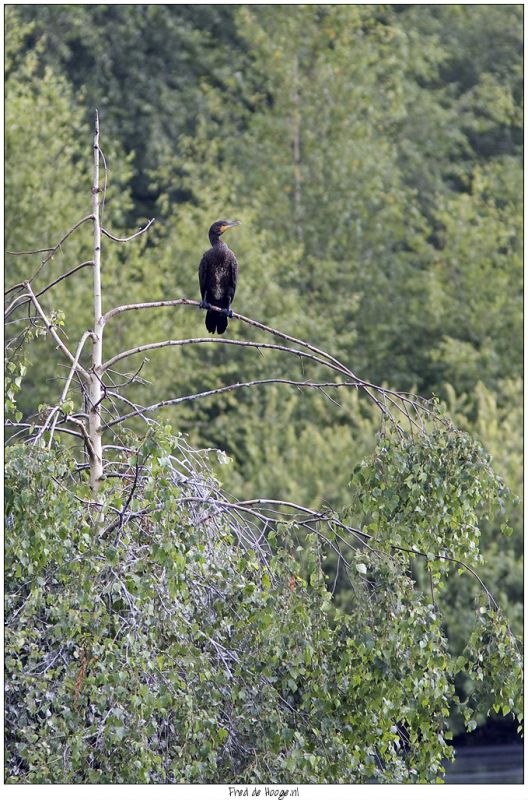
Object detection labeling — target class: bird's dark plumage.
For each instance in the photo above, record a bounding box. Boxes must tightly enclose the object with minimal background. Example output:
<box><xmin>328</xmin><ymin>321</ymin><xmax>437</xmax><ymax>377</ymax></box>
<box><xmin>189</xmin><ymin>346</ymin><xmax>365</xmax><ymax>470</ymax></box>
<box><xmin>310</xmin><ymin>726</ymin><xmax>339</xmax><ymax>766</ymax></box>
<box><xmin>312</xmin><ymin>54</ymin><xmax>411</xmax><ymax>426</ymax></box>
<box><xmin>199</xmin><ymin>220</ymin><xmax>240</xmax><ymax>334</ymax></box>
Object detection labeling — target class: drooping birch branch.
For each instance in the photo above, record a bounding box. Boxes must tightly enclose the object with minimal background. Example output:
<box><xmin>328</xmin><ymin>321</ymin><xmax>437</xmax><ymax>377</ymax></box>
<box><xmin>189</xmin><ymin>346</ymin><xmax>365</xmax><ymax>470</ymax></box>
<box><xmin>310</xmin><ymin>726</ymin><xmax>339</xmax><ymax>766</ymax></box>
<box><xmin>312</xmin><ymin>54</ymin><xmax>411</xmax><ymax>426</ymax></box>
<box><xmin>173</xmin><ymin>492</ymin><xmax>501</xmax><ymax>611</ymax></box>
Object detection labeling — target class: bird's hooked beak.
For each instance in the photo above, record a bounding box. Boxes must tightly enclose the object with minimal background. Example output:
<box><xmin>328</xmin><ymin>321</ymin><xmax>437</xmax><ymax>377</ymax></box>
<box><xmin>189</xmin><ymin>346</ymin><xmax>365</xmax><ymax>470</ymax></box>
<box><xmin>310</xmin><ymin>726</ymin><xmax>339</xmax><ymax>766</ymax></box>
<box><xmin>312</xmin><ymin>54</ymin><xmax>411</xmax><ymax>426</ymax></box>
<box><xmin>219</xmin><ymin>220</ymin><xmax>241</xmax><ymax>233</ymax></box>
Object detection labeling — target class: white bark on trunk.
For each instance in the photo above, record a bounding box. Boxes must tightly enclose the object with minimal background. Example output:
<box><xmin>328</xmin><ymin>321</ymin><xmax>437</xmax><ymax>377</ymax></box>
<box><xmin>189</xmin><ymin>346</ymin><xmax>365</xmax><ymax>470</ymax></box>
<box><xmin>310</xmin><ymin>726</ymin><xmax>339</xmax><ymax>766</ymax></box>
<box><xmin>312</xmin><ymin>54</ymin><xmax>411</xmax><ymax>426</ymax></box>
<box><xmin>88</xmin><ymin>110</ymin><xmax>104</xmax><ymax>496</ymax></box>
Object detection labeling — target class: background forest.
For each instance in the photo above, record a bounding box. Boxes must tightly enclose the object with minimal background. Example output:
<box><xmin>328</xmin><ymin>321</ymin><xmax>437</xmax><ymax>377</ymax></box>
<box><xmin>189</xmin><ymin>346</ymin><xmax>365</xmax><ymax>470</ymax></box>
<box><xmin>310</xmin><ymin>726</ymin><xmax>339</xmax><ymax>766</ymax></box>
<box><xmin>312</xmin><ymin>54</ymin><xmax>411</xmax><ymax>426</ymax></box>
<box><xmin>5</xmin><ymin>3</ymin><xmax>523</xmax><ymax>784</ymax></box>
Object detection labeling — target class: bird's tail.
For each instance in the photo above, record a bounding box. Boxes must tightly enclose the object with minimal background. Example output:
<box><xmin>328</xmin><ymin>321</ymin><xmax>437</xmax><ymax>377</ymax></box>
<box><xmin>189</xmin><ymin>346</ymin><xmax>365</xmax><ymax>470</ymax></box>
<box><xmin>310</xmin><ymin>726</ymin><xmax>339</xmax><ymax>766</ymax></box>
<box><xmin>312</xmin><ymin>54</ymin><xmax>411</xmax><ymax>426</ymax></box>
<box><xmin>205</xmin><ymin>309</ymin><xmax>228</xmax><ymax>335</ymax></box>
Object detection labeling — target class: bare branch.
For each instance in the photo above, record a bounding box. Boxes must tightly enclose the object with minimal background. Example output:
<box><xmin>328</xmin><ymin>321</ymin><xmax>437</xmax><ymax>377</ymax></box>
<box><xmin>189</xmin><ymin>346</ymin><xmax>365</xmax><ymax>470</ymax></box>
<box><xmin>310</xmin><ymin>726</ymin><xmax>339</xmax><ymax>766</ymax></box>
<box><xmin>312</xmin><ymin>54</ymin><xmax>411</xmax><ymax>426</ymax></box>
<box><xmin>5</xmin><ymin>420</ymin><xmax>83</xmax><ymax>440</ymax></box>
<box><xmin>65</xmin><ymin>415</ymin><xmax>96</xmax><ymax>459</ymax></box>
<box><xmin>101</xmin><ymin>218</ymin><xmax>155</xmax><ymax>243</ymax></box>
<box><xmin>118</xmin><ymin>457</ymin><xmax>142</xmax><ymax>529</ymax></box>
<box><xmin>106</xmin><ymin>360</ymin><xmax>148</xmax><ymax>388</ymax></box>
<box><xmin>5</xmin><ymin>292</ymin><xmax>31</xmax><ymax>319</ymax></box>
<box><xmin>24</xmin><ymin>283</ymin><xmax>88</xmax><ymax>373</ymax></box>
<box><xmin>101</xmin><ymin>298</ymin><xmax>399</xmax><ymax>420</ymax></box>
<box><xmin>103</xmin><ymin>379</ymin><xmax>362</xmax><ymax>429</ymax></box>
<box><xmin>6</xmin><ymin>247</ymin><xmax>58</xmax><ymax>256</ymax></box>
<box><xmin>103</xmin><ymin>297</ymin><xmax>355</xmax><ymax>374</ymax></box>
<box><xmin>6</xmin><ymin>215</ymin><xmax>94</xmax><ymax>284</ymax></box>
<box><xmin>101</xmin><ymin>335</ymin><xmax>350</xmax><ymax>378</ymax></box>
<box><xmin>36</xmin><ymin>261</ymin><xmax>95</xmax><ymax>298</ymax></box>
<box><xmin>36</xmin><ymin>331</ymin><xmax>94</xmax><ymax>448</ymax></box>
<box><xmin>106</xmin><ymin>390</ymin><xmax>151</xmax><ymax>425</ymax></box>
<box><xmin>5</xmin><ymin>258</ymin><xmax>89</xmax><ymax>314</ymax></box>
<box><xmin>5</xmin><ymin>282</ymin><xmax>27</xmax><ymax>296</ymax></box>
<box><xmin>103</xmin><ymin>297</ymin><xmax>193</xmax><ymax>325</ymax></box>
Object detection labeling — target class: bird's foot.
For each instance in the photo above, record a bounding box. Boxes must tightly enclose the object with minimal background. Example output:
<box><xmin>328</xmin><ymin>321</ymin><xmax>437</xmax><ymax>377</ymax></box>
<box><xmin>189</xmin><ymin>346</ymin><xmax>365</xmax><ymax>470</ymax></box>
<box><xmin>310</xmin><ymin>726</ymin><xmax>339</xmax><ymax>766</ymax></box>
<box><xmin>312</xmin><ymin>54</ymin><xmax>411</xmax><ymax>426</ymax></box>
<box><xmin>226</xmin><ymin>307</ymin><xmax>233</xmax><ymax>318</ymax></box>
<box><xmin>199</xmin><ymin>300</ymin><xmax>210</xmax><ymax>310</ymax></box>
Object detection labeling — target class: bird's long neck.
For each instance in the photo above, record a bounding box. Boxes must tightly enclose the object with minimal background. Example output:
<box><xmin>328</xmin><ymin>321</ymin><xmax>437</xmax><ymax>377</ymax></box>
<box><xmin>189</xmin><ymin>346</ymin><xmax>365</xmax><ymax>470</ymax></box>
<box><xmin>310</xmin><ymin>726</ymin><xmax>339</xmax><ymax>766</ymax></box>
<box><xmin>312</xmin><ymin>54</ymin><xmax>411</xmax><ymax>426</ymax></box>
<box><xmin>209</xmin><ymin>232</ymin><xmax>224</xmax><ymax>247</ymax></box>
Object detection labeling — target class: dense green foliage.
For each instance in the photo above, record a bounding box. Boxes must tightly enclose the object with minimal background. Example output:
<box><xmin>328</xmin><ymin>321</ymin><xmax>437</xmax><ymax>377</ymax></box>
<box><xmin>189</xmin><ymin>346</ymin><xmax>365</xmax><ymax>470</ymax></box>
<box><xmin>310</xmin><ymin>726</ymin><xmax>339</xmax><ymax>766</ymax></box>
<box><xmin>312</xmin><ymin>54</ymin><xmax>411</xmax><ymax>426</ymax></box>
<box><xmin>5</xmin><ymin>421</ymin><xmax>522</xmax><ymax>783</ymax></box>
<box><xmin>5</xmin><ymin>3</ymin><xmax>523</xmax><ymax>784</ymax></box>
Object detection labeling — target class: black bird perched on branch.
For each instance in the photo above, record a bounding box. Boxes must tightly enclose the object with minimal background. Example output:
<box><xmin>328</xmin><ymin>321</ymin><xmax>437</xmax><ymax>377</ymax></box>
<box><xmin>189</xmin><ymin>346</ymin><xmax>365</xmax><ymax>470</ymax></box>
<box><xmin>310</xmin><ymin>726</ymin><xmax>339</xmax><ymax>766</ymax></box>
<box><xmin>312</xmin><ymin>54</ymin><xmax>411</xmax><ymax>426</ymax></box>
<box><xmin>199</xmin><ymin>219</ymin><xmax>240</xmax><ymax>334</ymax></box>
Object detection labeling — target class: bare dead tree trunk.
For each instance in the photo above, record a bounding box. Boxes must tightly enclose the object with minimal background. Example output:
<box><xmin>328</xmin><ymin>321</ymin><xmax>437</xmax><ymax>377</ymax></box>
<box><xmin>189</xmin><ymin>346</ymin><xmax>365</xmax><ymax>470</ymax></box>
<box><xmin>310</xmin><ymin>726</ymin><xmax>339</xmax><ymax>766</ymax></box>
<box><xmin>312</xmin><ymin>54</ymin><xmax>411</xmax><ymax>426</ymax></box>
<box><xmin>88</xmin><ymin>110</ymin><xmax>104</xmax><ymax>497</ymax></box>
<box><xmin>5</xmin><ymin>111</ymin><xmax>154</xmax><ymax>481</ymax></box>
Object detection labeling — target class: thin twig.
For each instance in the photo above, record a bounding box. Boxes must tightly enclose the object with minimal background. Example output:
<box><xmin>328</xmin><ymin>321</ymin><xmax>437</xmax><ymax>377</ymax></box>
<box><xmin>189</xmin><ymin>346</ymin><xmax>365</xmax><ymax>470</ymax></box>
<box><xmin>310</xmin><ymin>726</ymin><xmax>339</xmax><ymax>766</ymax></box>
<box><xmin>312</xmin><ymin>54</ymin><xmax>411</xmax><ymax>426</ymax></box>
<box><xmin>106</xmin><ymin>360</ymin><xmax>148</xmax><ymax>389</ymax></box>
<box><xmin>6</xmin><ymin>247</ymin><xmax>55</xmax><ymax>256</ymax></box>
<box><xmin>118</xmin><ymin>456</ymin><xmax>142</xmax><ymax>532</ymax></box>
<box><xmin>101</xmin><ymin>218</ymin><xmax>155</xmax><ymax>243</ymax></box>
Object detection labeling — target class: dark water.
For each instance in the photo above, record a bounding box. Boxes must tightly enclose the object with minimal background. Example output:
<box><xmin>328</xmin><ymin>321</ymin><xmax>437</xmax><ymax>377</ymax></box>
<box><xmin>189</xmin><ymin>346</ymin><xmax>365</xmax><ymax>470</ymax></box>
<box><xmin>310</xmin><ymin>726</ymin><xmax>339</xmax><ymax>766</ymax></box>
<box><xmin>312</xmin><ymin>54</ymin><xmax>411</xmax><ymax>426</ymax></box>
<box><xmin>444</xmin><ymin>744</ymin><xmax>524</xmax><ymax>784</ymax></box>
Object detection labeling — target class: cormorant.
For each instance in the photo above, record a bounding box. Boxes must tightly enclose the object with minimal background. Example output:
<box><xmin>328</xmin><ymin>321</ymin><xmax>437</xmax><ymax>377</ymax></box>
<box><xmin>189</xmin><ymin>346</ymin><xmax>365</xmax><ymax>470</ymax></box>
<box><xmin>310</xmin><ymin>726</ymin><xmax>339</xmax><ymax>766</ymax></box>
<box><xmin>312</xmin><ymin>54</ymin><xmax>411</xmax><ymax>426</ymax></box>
<box><xmin>198</xmin><ymin>220</ymin><xmax>240</xmax><ymax>334</ymax></box>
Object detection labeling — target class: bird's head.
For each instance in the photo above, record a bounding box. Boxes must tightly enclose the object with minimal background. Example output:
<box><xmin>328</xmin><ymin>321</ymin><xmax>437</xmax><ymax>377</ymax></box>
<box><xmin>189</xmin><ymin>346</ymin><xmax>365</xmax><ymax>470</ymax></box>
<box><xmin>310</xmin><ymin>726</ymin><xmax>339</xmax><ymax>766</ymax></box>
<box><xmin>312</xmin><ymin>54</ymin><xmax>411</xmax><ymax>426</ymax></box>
<box><xmin>209</xmin><ymin>219</ymin><xmax>241</xmax><ymax>244</ymax></box>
